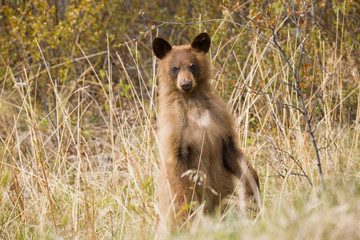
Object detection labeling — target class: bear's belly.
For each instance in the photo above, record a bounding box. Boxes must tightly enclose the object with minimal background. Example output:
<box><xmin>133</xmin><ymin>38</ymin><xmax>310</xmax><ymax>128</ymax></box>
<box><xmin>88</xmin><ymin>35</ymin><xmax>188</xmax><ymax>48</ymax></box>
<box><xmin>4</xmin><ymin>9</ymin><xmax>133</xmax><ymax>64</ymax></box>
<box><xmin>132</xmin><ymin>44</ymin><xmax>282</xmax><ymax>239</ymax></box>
<box><xmin>180</xmin><ymin>107</ymin><xmax>234</xmax><ymax>196</ymax></box>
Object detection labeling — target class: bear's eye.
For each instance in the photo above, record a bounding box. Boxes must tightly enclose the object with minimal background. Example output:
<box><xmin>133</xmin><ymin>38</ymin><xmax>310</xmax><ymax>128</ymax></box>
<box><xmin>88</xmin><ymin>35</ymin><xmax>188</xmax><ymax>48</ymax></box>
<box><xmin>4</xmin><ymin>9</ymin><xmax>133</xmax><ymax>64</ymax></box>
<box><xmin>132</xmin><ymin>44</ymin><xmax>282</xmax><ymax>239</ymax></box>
<box><xmin>171</xmin><ymin>67</ymin><xmax>179</xmax><ymax>77</ymax></box>
<box><xmin>171</xmin><ymin>67</ymin><xmax>178</xmax><ymax>73</ymax></box>
<box><xmin>189</xmin><ymin>64</ymin><xmax>197</xmax><ymax>74</ymax></box>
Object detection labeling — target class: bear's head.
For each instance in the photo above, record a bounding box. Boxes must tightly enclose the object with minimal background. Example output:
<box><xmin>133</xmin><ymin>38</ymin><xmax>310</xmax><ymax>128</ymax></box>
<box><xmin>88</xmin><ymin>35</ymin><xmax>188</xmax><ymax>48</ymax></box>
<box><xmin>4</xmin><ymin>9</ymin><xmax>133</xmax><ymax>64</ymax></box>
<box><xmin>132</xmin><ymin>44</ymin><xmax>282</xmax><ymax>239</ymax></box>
<box><xmin>152</xmin><ymin>33</ymin><xmax>211</xmax><ymax>94</ymax></box>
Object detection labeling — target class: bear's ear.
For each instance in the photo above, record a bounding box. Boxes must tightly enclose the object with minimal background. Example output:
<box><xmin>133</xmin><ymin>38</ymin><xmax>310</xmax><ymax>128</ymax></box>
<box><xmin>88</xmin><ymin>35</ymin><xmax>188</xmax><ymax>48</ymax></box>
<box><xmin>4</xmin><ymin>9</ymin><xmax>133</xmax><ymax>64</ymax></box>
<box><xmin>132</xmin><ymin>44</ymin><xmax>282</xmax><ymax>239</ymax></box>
<box><xmin>191</xmin><ymin>32</ymin><xmax>211</xmax><ymax>53</ymax></box>
<box><xmin>152</xmin><ymin>37</ymin><xmax>172</xmax><ymax>59</ymax></box>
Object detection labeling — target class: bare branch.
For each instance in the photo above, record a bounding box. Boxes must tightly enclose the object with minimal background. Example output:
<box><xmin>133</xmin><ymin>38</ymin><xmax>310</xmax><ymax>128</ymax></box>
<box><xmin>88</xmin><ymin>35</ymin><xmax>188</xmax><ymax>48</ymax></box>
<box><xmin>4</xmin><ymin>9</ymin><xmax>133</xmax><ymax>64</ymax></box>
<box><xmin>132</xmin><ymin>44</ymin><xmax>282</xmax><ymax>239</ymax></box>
<box><xmin>268</xmin><ymin>146</ymin><xmax>313</xmax><ymax>187</ymax></box>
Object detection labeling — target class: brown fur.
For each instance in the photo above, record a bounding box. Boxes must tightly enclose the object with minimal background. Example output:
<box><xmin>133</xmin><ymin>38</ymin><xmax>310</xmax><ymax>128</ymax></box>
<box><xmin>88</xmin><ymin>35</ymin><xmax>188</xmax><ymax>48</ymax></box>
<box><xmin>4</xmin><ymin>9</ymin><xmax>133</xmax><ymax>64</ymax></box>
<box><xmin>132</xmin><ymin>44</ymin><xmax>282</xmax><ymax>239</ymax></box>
<box><xmin>153</xmin><ymin>33</ymin><xmax>260</xmax><ymax>228</ymax></box>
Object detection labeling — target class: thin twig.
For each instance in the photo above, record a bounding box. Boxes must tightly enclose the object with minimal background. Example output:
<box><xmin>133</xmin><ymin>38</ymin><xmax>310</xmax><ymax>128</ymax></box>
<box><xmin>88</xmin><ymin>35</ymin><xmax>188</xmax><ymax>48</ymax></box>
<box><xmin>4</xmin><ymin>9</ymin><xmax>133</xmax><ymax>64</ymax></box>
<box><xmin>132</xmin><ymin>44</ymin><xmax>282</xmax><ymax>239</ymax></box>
<box><xmin>269</xmin><ymin>146</ymin><xmax>313</xmax><ymax>187</ymax></box>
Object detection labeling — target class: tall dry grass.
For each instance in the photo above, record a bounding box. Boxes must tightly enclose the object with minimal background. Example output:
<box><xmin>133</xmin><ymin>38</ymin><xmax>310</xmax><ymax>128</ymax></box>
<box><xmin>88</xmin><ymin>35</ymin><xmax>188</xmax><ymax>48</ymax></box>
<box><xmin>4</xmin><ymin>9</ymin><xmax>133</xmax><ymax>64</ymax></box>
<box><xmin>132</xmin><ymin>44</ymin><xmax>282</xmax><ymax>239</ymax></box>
<box><xmin>0</xmin><ymin>20</ymin><xmax>359</xmax><ymax>239</ymax></box>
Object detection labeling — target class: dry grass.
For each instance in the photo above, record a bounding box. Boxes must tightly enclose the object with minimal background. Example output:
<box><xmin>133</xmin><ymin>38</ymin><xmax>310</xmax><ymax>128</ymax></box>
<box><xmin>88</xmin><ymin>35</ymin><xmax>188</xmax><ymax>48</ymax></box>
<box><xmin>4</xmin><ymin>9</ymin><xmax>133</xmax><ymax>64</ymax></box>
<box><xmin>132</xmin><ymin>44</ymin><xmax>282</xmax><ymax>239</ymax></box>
<box><xmin>0</xmin><ymin>21</ymin><xmax>360</xmax><ymax>240</ymax></box>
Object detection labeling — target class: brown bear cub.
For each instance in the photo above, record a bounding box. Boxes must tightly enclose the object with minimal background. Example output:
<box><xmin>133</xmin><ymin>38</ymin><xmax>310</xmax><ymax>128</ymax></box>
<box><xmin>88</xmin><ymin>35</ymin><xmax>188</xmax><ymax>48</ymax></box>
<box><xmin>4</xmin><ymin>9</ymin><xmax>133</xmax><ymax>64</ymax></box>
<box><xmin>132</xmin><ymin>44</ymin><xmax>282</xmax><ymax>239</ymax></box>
<box><xmin>153</xmin><ymin>33</ymin><xmax>260</xmax><ymax>226</ymax></box>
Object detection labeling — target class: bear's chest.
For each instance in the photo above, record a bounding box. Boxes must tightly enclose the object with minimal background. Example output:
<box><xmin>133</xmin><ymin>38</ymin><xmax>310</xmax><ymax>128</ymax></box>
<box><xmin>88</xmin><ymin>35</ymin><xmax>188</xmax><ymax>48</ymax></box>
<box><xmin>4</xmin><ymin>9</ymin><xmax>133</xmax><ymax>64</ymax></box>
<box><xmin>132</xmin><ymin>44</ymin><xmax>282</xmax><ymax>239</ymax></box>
<box><xmin>187</xmin><ymin>108</ymin><xmax>211</xmax><ymax>128</ymax></box>
<box><xmin>182</xmin><ymin>106</ymin><xmax>223</xmax><ymax>151</ymax></box>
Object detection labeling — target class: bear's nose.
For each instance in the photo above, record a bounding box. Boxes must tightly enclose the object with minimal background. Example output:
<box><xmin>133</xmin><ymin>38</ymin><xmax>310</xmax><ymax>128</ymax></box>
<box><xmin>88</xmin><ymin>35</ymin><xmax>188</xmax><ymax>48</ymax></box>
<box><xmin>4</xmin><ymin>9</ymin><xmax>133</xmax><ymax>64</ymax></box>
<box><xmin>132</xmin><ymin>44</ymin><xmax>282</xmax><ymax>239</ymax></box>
<box><xmin>180</xmin><ymin>81</ymin><xmax>192</xmax><ymax>92</ymax></box>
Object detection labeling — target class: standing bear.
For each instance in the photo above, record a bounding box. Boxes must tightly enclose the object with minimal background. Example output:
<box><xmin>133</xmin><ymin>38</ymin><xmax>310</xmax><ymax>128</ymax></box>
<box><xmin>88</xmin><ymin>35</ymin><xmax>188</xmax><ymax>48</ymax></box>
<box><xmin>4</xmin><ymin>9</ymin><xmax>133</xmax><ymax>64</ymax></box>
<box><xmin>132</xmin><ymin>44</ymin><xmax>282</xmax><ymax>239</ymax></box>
<box><xmin>153</xmin><ymin>33</ymin><xmax>260</xmax><ymax>225</ymax></box>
